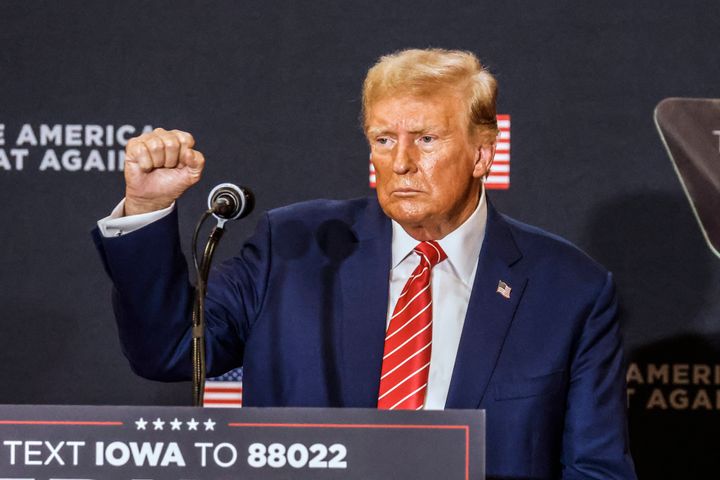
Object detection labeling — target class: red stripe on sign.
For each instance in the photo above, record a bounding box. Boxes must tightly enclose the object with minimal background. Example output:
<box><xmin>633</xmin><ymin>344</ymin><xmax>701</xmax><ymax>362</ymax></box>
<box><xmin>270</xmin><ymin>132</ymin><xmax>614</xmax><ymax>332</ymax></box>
<box><xmin>0</xmin><ymin>420</ymin><xmax>123</xmax><ymax>426</ymax></box>
<box><xmin>228</xmin><ymin>422</ymin><xmax>467</xmax><ymax>430</ymax></box>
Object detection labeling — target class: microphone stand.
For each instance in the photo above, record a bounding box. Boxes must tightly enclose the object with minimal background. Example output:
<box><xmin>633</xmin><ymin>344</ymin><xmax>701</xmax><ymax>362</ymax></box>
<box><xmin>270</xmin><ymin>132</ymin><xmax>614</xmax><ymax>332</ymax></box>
<box><xmin>190</xmin><ymin>183</ymin><xmax>254</xmax><ymax>407</ymax></box>
<box><xmin>191</xmin><ymin>215</ymin><xmax>227</xmax><ymax>407</ymax></box>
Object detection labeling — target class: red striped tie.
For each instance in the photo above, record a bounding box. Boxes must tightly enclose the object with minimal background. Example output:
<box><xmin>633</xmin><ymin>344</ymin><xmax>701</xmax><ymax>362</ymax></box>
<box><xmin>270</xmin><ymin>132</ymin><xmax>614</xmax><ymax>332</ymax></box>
<box><xmin>377</xmin><ymin>241</ymin><xmax>447</xmax><ymax>410</ymax></box>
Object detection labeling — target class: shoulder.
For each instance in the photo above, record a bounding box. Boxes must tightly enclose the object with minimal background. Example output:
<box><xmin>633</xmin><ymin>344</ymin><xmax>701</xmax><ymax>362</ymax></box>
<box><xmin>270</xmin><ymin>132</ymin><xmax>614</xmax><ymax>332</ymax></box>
<box><xmin>266</xmin><ymin>197</ymin><xmax>376</xmax><ymax>225</ymax></box>
<box><xmin>257</xmin><ymin>197</ymin><xmax>387</xmax><ymax>259</ymax></box>
<box><xmin>498</xmin><ymin>211</ymin><xmax>610</xmax><ymax>289</ymax></box>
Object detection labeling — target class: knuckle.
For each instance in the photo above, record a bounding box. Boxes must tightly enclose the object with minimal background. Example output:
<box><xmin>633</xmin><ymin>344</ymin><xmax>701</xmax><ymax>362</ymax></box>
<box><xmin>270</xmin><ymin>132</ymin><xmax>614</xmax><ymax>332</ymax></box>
<box><xmin>126</xmin><ymin>143</ymin><xmax>144</xmax><ymax>157</ymax></box>
<box><xmin>174</xmin><ymin>130</ymin><xmax>195</xmax><ymax>146</ymax></box>
<box><xmin>161</xmin><ymin>136</ymin><xmax>179</xmax><ymax>151</ymax></box>
<box><xmin>146</xmin><ymin>138</ymin><xmax>164</xmax><ymax>152</ymax></box>
<box><xmin>136</xmin><ymin>132</ymin><xmax>153</xmax><ymax>142</ymax></box>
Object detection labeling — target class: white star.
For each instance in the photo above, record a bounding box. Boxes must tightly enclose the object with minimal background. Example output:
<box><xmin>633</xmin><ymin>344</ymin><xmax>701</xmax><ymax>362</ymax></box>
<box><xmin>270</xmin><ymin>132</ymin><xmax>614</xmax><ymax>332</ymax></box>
<box><xmin>186</xmin><ymin>418</ymin><xmax>199</xmax><ymax>430</ymax></box>
<box><xmin>135</xmin><ymin>417</ymin><xmax>147</xmax><ymax>430</ymax></box>
<box><xmin>152</xmin><ymin>418</ymin><xmax>165</xmax><ymax>430</ymax></box>
<box><xmin>203</xmin><ymin>418</ymin><xmax>216</xmax><ymax>431</ymax></box>
<box><xmin>170</xmin><ymin>418</ymin><xmax>183</xmax><ymax>430</ymax></box>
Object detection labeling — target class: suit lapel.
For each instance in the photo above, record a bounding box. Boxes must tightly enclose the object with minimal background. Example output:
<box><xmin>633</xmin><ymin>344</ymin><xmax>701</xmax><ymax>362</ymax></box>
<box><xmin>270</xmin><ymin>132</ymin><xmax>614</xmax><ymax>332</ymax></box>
<box><xmin>339</xmin><ymin>199</ymin><xmax>392</xmax><ymax>407</ymax></box>
<box><xmin>446</xmin><ymin>202</ymin><xmax>527</xmax><ymax>408</ymax></box>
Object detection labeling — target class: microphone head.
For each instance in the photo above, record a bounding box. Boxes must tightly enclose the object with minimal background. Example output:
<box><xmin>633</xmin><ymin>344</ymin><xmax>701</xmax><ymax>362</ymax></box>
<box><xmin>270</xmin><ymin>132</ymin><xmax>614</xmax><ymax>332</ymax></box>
<box><xmin>208</xmin><ymin>183</ymin><xmax>255</xmax><ymax>222</ymax></box>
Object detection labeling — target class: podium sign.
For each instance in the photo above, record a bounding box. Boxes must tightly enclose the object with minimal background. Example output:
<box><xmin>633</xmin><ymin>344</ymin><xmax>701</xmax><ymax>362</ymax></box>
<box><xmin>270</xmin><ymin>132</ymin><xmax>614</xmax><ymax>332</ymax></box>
<box><xmin>0</xmin><ymin>404</ymin><xmax>485</xmax><ymax>479</ymax></box>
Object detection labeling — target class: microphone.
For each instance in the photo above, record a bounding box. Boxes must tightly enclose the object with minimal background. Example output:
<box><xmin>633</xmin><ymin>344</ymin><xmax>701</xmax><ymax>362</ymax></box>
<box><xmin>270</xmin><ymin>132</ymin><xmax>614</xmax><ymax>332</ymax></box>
<box><xmin>207</xmin><ymin>183</ymin><xmax>255</xmax><ymax>223</ymax></box>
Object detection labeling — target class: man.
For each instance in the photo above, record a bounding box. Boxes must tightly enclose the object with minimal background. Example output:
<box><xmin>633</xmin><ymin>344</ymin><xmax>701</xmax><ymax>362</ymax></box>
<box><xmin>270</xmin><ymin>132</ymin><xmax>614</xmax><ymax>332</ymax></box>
<box><xmin>94</xmin><ymin>49</ymin><xmax>636</xmax><ymax>478</ymax></box>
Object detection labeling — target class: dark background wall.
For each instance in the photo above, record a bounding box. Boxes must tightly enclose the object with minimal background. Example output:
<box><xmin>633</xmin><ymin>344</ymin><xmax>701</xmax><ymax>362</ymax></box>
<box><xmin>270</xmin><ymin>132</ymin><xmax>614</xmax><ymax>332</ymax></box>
<box><xmin>1</xmin><ymin>1</ymin><xmax>719</xmax><ymax>478</ymax></box>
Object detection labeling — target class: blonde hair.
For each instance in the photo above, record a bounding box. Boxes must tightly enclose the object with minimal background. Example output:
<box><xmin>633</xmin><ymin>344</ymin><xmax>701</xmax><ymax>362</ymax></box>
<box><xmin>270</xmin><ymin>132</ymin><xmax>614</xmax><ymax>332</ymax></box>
<box><xmin>362</xmin><ymin>48</ymin><xmax>498</xmax><ymax>138</ymax></box>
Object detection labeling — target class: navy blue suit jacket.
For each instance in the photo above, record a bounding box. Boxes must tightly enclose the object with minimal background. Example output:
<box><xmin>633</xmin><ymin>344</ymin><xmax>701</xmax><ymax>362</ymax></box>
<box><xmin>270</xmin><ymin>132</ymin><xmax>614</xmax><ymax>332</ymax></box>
<box><xmin>94</xmin><ymin>196</ymin><xmax>636</xmax><ymax>479</ymax></box>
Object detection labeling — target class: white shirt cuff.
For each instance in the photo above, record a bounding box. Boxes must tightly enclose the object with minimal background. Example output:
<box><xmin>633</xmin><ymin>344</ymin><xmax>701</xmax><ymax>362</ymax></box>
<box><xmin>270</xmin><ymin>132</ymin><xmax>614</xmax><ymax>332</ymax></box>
<box><xmin>97</xmin><ymin>199</ymin><xmax>175</xmax><ymax>238</ymax></box>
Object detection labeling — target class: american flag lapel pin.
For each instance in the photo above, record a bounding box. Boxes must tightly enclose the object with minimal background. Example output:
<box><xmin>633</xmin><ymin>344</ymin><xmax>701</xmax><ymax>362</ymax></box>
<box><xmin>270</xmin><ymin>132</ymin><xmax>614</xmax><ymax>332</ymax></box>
<box><xmin>496</xmin><ymin>280</ymin><xmax>512</xmax><ymax>299</ymax></box>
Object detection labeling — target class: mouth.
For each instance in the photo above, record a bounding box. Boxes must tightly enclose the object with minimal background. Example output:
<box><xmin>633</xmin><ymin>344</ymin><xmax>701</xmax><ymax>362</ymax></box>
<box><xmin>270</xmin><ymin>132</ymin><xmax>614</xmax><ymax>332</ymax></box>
<box><xmin>391</xmin><ymin>188</ymin><xmax>422</xmax><ymax>197</ymax></box>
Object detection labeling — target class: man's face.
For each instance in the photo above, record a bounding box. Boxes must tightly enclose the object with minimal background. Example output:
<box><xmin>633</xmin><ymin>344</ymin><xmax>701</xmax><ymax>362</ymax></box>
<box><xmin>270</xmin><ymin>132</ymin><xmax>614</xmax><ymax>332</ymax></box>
<box><xmin>365</xmin><ymin>91</ymin><xmax>495</xmax><ymax>240</ymax></box>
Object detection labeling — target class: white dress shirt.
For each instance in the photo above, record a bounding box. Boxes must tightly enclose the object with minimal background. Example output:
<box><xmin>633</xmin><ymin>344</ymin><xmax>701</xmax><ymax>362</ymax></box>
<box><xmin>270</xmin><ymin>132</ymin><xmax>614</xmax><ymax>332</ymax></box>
<box><xmin>387</xmin><ymin>190</ymin><xmax>487</xmax><ymax>409</ymax></box>
<box><xmin>97</xmin><ymin>199</ymin><xmax>174</xmax><ymax>237</ymax></box>
<box><xmin>98</xmin><ymin>191</ymin><xmax>488</xmax><ymax>410</ymax></box>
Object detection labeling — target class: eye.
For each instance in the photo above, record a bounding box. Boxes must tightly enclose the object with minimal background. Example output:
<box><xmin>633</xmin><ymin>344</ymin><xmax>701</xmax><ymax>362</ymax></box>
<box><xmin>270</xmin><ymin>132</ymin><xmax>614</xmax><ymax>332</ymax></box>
<box><xmin>375</xmin><ymin>136</ymin><xmax>394</xmax><ymax>147</ymax></box>
<box><xmin>419</xmin><ymin>135</ymin><xmax>434</xmax><ymax>144</ymax></box>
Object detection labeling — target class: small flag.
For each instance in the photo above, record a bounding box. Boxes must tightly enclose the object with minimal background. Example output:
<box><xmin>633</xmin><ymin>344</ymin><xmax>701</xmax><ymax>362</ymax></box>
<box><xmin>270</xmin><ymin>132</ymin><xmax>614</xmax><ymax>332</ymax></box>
<box><xmin>496</xmin><ymin>280</ymin><xmax>512</xmax><ymax>299</ymax></box>
<box><xmin>203</xmin><ymin>368</ymin><xmax>243</xmax><ymax>408</ymax></box>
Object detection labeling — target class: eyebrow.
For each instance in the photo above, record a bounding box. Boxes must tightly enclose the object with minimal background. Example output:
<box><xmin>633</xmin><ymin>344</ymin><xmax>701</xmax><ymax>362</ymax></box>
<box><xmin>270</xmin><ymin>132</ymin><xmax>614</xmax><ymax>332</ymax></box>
<box><xmin>366</xmin><ymin>127</ymin><xmax>388</xmax><ymax>137</ymax></box>
<box><xmin>366</xmin><ymin>125</ymin><xmax>444</xmax><ymax>137</ymax></box>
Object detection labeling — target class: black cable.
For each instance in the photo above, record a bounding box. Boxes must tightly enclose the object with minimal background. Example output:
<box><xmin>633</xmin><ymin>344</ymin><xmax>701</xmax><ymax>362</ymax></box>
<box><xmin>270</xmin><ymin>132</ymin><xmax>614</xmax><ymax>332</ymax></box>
<box><xmin>191</xmin><ymin>209</ymin><xmax>225</xmax><ymax>407</ymax></box>
<box><xmin>192</xmin><ymin>209</ymin><xmax>213</xmax><ymax>276</ymax></box>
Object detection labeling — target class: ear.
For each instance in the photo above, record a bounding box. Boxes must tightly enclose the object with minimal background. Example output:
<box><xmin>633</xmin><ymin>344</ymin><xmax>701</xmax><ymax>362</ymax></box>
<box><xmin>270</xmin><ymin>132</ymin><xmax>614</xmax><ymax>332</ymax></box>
<box><xmin>472</xmin><ymin>141</ymin><xmax>496</xmax><ymax>179</ymax></box>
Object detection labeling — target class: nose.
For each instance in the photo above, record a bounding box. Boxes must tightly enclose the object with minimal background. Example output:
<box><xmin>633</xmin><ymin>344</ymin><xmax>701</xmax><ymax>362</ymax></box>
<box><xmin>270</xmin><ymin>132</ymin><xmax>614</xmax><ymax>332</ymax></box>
<box><xmin>392</xmin><ymin>137</ymin><xmax>417</xmax><ymax>174</ymax></box>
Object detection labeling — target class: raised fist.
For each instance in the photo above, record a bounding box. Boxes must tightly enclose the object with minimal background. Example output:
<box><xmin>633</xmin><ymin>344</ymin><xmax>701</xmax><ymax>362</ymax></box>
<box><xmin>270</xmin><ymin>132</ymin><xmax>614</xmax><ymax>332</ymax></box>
<box><xmin>123</xmin><ymin>128</ymin><xmax>205</xmax><ymax>216</ymax></box>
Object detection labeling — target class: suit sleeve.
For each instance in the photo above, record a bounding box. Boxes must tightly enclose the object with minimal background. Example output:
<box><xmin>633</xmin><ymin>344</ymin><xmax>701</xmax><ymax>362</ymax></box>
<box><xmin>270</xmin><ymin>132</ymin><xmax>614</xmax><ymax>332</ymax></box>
<box><xmin>561</xmin><ymin>272</ymin><xmax>637</xmax><ymax>479</ymax></box>
<box><xmin>92</xmin><ymin>207</ymin><xmax>271</xmax><ymax>381</ymax></box>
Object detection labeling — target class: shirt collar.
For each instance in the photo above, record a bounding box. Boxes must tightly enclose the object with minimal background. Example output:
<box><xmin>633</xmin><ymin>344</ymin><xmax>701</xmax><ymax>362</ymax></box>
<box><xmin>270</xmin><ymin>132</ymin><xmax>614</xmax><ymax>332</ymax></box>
<box><xmin>390</xmin><ymin>187</ymin><xmax>488</xmax><ymax>286</ymax></box>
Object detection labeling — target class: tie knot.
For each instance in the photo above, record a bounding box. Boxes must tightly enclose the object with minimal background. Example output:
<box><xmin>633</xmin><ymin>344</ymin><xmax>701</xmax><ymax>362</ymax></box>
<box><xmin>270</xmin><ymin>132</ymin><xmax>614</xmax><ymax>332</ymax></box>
<box><xmin>413</xmin><ymin>241</ymin><xmax>447</xmax><ymax>268</ymax></box>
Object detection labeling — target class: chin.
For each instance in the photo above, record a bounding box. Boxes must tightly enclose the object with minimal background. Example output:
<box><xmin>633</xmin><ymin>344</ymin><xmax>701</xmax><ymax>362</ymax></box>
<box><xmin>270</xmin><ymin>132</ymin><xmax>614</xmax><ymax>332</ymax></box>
<box><xmin>378</xmin><ymin>191</ymin><xmax>429</xmax><ymax>219</ymax></box>
<box><xmin>382</xmin><ymin>204</ymin><xmax>429</xmax><ymax>227</ymax></box>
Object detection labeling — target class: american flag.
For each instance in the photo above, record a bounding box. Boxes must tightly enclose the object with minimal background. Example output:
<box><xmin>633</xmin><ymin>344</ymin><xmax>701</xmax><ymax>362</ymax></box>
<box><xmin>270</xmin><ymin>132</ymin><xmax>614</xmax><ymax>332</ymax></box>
<box><xmin>486</xmin><ymin>114</ymin><xmax>511</xmax><ymax>189</ymax></box>
<box><xmin>496</xmin><ymin>280</ymin><xmax>512</xmax><ymax>299</ymax></box>
<box><xmin>203</xmin><ymin>367</ymin><xmax>243</xmax><ymax>408</ymax></box>
<box><xmin>368</xmin><ymin>114</ymin><xmax>511</xmax><ymax>189</ymax></box>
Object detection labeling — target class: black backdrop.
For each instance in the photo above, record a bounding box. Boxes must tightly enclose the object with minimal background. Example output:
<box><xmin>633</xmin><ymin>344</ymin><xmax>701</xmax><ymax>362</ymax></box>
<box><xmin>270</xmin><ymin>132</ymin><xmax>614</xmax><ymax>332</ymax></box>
<box><xmin>1</xmin><ymin>1</ymin><xmax>719</xmax><ymax>478</ymax></box>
